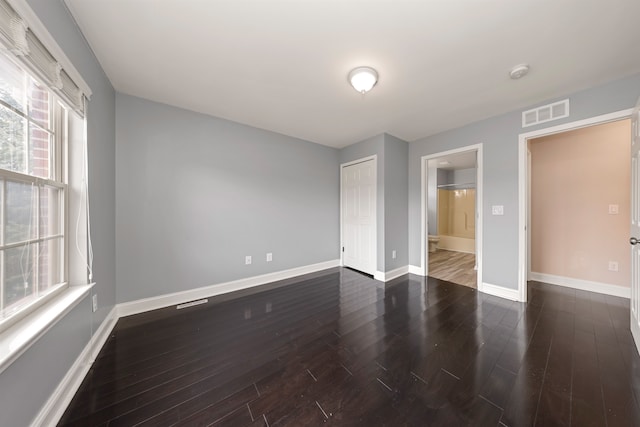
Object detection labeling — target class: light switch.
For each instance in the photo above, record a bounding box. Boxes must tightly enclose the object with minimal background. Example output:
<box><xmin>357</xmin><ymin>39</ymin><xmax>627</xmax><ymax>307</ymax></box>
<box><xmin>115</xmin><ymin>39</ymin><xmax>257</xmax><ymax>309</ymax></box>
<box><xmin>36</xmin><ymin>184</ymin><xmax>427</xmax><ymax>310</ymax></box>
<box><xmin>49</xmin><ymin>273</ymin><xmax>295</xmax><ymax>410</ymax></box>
<box><xmin>492</xmin><ymin>205</ymin><xmax>504</xmax><ymax>215</ymax></box>
<box><xmin>608</xmin><ymin>204</ymin><xmax>619</xmax><ymax>215</ymax></box>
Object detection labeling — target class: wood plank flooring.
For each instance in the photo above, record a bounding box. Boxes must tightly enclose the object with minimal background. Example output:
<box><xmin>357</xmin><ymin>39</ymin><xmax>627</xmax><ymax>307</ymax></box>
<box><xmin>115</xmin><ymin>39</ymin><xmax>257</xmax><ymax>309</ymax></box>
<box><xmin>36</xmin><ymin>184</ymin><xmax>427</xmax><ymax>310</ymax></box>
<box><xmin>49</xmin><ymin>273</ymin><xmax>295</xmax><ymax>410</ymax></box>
<box><xmin>58</xmin><ymin>269</ymin><xmax>640</xmax><ymax>426</ymax></box>
<box><xmin>428</xmin><ymin>249</ymin><xmax>477</xmax><ymax>289</ymax></box>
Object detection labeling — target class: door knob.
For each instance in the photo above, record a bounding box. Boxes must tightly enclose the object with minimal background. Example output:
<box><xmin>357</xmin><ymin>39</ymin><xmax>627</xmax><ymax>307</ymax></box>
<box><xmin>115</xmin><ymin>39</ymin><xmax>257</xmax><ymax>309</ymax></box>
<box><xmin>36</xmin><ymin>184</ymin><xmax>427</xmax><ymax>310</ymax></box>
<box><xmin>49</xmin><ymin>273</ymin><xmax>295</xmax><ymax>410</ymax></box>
<box><xmin>631</xmin><ymin>237</ymin><xmax>640</xmax><ymax>245</ymax></box>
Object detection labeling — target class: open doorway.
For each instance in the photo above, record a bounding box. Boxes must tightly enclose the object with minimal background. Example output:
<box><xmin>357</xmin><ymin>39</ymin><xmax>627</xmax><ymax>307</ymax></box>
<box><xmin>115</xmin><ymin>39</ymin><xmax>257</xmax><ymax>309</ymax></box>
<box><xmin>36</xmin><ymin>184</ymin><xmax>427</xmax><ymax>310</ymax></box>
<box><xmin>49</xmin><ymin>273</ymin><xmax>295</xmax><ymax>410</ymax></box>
<box><xmin>528</xmin><ymin>120</ymin><xmax>631</xmax><ymax>296</ymax></box>
<box><xmin>518</xmin><ymin>109</ymin><xmax>634</xmax><ymax>301</ymax></box>
<box><xmin>422</xmin><ymin>145</ymin><xmax>483</xmax><ymax>289</ymax></box>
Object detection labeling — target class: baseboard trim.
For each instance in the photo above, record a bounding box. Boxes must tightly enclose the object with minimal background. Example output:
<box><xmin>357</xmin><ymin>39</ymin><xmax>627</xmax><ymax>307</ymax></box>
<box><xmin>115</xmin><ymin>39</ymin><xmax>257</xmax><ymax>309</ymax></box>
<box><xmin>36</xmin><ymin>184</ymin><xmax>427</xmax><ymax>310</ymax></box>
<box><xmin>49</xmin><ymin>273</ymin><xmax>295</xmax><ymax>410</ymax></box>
<box><xmin>117</xmin><ymin>259</ymin><xmax>341</xmax><ymax>317</ymax></box>
<box><xmin>373</xmin><ymin>266</ymin><xmax>410</xmax><ymax>282</ymax></box>
<box><xmin>408</xmin><ymin>265</ymin><xmax>425</xmax><ymax>276</ymax></box>
<box><xmin>32</xmin><ymin>306</ymin><xmax>118</xmax><ymax>427</ymax></box>
<box><xmin>385</xmin><ymin>266</ymin><xmax>410</xmax><ymax>281</ymax></box>
<box><xmin>529</xmin><ymin>272</ymin><xmax>630</xmax><ymax>299</ymax></box>
<box><xmin>480</xmin><ymin>282</ymin><xmax>521</xmax><ymax>301</ymax></box>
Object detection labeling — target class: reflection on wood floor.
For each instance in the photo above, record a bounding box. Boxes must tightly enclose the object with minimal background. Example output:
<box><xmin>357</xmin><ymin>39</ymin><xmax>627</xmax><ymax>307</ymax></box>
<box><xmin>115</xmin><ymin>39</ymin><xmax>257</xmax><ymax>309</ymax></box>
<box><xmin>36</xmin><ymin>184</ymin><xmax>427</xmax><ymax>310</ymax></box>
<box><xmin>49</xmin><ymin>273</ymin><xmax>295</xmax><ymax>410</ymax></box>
<box><xmin>428</xmin><ymin>249</ymin><xmax>476</xmax><ymax>288</ymax></box>
<box><xmin>58</xmin><ymin>268</ymin><xmax>640</xmax><ymax>426</ymax></box>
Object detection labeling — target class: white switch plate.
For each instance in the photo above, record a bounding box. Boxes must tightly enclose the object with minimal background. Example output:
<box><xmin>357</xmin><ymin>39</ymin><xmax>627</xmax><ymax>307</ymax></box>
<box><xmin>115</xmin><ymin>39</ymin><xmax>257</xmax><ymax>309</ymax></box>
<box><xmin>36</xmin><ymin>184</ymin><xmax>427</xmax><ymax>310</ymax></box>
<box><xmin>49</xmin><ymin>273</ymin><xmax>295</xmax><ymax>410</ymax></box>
<box><xmin>392</xmin><ymin>250</ymin><xmax>396</xmax><ymax>259</ymax></box>
<box><xmin>608</xmin><ymin>204</ymin><xmax>619</xmax><ymax>214</ymax></box>
<box><xmin>608</xmin><ymin>261</ymin><xmax>619</xmax><ymax>272</ymax></box>
<box><xmin>266</xmin><ymin>253</ymin><xmax>273</xmax><ymax>262</ymax></box>
<box><xmin>492</xmin><ymin>205</ymin><xmax>504</xmax><ymax>215</ymax></box>
<box><xmin>245</xmin><ymin>256</ymin><xmax>252</xmax><ymax>265</ymax></box>
<box><xmin>92</xmin><ymin>294</ymin><xmax>98</xmax><ymax>312</ymax></box>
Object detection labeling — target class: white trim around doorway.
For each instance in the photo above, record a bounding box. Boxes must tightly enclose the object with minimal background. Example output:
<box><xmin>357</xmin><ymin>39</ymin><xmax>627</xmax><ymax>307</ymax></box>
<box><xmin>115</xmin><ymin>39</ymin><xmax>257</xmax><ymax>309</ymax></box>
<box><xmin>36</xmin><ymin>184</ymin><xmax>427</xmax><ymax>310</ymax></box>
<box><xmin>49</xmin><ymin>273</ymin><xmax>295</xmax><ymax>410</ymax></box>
<box><xmin>419</xmin><ymin>144</ymin><xmax>483</xmax><ymax>290</ymax></box>
<box><xmin>518</xmin><ymin>108</ymin><xmax>633</xmax><ymax>302</ymax></box>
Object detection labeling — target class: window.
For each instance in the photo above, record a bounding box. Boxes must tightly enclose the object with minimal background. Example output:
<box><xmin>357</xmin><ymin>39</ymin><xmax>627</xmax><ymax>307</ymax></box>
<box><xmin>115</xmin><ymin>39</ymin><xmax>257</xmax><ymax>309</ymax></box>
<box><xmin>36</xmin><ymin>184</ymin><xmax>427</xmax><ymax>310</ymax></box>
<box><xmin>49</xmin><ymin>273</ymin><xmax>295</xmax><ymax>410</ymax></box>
<box><xmin>0</xmin><ymin>50</ymin><xmax>67</xmax><ymax>329</ymax></box>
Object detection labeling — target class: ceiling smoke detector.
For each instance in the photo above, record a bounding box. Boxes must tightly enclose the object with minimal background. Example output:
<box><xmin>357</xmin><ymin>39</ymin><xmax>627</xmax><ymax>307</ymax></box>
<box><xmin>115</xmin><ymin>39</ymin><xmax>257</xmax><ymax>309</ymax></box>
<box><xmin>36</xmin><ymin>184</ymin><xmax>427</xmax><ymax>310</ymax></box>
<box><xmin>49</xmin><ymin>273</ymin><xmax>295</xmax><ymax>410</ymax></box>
<box><xmin>509</xmin><ymin>64</ymin><xmax>530</xmax><ymax>80</ymax></box>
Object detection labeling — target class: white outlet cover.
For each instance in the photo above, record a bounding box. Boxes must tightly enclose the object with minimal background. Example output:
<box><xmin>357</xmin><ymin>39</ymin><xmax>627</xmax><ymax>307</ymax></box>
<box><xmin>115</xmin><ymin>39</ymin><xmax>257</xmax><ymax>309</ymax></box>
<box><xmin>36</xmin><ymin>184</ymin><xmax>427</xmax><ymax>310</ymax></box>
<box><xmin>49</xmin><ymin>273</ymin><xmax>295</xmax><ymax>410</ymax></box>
<box><xmin>92</xmin><ymin>294</ymin><xmax>98</xmax><ymax>312</ymax></box>
<box><xmin>245</xmin><ymin>256</ymin><xmax>252</xmax><ymax>265</ymax></box>
<box><xmin>266</xmin><ymin>253</ymin><xmax>273</xmax><ymax>262</ymax></box>
<box><xmin>392</xmin><ymin>250</ymin><xmax>396</xmax><ymax>259</ymax></box>
<box><xmin>608</xmin><ymin>261</ymin><xmax>619</xmax><ymax>272</ymax></box>
<box><xmin>492</xmin><ymin>205</ymin><xmax>504</xmax><ymax>215</ymax></box>
<box><xmin>608</xmin><ymin>204</ymin><xmax>619</xmax><ymax>214</ymax></box>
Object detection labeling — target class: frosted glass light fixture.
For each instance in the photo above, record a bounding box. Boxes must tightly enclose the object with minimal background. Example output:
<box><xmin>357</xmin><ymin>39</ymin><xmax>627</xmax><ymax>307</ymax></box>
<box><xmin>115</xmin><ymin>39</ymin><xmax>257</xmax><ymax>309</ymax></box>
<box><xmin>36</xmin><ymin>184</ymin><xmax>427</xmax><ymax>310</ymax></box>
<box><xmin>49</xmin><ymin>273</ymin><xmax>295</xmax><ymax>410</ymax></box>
<box><xmin>348</xmin><ymin>67</ymin><xmax>378</xmax><ymax>93</ymax></box>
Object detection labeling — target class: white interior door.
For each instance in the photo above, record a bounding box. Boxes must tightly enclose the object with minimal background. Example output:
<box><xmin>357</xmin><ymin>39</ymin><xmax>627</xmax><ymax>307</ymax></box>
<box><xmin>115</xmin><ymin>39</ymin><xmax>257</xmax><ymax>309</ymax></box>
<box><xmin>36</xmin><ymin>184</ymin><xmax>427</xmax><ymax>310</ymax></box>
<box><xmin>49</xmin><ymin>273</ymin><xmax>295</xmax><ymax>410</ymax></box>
<box><xmin>630</xmin><ymin>97</ymin><xmax>640</xmax><ymax>354</ymax></box>
<box><xmin>342</xmin><ymin>159</ymin><xmax>376</xmax><ymax>275</ymax></box>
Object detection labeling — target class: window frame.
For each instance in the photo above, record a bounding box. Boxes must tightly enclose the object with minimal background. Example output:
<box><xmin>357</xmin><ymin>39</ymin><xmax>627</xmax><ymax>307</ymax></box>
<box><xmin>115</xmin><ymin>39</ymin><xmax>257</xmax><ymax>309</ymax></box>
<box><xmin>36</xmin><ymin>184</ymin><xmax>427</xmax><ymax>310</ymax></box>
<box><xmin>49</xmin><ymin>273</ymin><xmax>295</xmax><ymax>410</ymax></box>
<box><xmin>0</xmin><ymin>60</ymin><xmax>68</xmax><ymax>333</ymax></box>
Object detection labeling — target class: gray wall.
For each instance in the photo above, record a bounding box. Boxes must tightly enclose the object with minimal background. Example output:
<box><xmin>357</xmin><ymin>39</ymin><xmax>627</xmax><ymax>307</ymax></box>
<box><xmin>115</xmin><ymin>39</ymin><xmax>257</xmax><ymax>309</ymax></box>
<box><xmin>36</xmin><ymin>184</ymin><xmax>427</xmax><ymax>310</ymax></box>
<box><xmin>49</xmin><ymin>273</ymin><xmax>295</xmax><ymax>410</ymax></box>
<box><xmin>437</xmin><ymin>169</ymin><xmax>448</xmax><ymax>186</ymax></box>
<box><xmin>383</xmin><ymin>134</ymin><xmax>408</xmax><ymax>271</ymax></box>
<box><xmin>116</xmin><ymin>94</ymin><xmax>339</xmax><ymax>303</ymax></box>
<box><xmin>0</xmin><ymin>0</ymin><xmax>116</xmax><ymax>425</ymax></box>
<box><xmin>448</xmin><ymin>168</ymin><xmax>476</xmax><ymax>187</ymax></box>
<box><xmin>338</xmin><ymin>134</ymin><xmax>386</xmax><ymax>271</ymax></box>
<box><xmin>409</xmin><ymin>73</ymin><xmax>640</xmax><ymax>290</ymax></box>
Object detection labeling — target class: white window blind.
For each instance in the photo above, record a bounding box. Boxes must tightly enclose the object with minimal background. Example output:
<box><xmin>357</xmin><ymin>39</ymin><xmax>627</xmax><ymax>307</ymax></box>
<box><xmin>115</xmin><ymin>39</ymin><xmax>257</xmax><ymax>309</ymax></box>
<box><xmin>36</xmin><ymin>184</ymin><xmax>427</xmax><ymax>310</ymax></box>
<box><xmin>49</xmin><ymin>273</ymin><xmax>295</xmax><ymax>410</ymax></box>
<box><xmin>0</xmin><ymin>0</ymin><xmax>28</xmax><ymax>56</ymax></box>
<box><xmin>0</xmin><ymin>0</ymin><xmax>87</xmax><ymax>115</ymax></box>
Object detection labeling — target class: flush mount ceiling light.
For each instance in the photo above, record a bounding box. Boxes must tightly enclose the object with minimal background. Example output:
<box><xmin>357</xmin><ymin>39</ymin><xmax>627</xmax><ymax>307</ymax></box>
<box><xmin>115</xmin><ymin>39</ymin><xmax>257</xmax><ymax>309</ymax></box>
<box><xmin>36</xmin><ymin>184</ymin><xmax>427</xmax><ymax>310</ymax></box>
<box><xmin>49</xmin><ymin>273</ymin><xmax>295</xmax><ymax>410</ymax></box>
<box><xmin>509</xmin><ymin>64</ymin><xmax>530</xmax><ymax>80</ymax></box>
<box><xmin>348</xmin><ymin>67</ymin><xmax>378</xmax><ymax>93</ymax></box>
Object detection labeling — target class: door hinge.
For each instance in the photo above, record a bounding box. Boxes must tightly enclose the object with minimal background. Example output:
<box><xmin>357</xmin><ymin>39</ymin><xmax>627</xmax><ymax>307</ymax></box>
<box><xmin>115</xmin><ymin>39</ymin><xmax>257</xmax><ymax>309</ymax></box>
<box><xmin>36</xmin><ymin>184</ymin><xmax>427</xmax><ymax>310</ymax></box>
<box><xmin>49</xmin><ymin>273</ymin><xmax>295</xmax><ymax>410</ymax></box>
<box><xmin>342</xmin><ymin>246</ymin><xmax>344</xmax><ymax>252</ymax></box>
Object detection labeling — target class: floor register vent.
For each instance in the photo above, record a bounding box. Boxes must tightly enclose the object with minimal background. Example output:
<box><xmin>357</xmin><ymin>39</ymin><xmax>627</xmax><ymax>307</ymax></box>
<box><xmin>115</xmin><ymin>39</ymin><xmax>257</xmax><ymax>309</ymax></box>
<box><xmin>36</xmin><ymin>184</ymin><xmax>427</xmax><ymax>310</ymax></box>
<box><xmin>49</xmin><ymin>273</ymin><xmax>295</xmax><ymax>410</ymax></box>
<box><xmin>176</xmin><ymin>298</ymin><xmax>209</xmax><ymax>309</ymax></box>
<box><xmin>522</xmin><ymin>99</ymin><xmax>570</xmax><ymax>128</ymax></box>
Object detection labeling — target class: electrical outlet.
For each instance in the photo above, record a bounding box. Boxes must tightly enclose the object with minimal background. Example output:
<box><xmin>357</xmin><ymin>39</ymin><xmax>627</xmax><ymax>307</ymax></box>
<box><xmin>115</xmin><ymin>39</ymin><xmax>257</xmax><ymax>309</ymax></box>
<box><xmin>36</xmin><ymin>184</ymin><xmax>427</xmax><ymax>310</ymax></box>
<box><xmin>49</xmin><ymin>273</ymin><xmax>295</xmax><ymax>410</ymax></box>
<box><xmin>392</xmin><ymin>250</ymin><xmax>396</xmax><ymax>259</ymax></box>
<box><xmin>245</xmin><ymin>256</ymin><xmax>252</xmax><ymax>265</ymax></box>
<box><xmin>266</xmin><ymin>253</ymin><xmax>273</xmax><ymax>262</ymax></box>
<box><xmin>92</xmin><ymin>294</ymin><xmax>98</xmax><ymax>312</ymax></box>
<box><xmin>608</xmin><ymin>204</ymin><xmax>619</xmax><ymax>214</ymax></box>
<box><xmin>608</xmin><ymin>261</ymin><xmax>619</xmax><ymax>272</ymax></box>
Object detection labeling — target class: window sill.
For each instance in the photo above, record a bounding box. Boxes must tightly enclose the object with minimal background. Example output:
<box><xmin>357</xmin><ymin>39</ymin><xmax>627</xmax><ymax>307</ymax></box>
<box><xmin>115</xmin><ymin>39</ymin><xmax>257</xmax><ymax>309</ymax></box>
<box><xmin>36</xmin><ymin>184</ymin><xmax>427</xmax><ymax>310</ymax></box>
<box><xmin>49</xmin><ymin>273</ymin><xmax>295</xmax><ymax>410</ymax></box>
<box><xmin>0</xmin><ymin>284</ymin><xmax>93</xmax><ymax>374</ymax></box>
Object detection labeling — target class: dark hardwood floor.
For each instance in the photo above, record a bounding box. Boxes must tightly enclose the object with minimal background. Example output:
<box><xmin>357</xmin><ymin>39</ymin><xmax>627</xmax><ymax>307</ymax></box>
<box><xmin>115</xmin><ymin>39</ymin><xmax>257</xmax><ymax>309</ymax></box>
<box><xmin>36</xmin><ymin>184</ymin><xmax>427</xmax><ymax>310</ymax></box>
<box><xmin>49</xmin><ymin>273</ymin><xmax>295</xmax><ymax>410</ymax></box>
<box><xmin>58</xmin><ymin>268</ymin><xmax>640</xmax><ymax>426</ymax></box>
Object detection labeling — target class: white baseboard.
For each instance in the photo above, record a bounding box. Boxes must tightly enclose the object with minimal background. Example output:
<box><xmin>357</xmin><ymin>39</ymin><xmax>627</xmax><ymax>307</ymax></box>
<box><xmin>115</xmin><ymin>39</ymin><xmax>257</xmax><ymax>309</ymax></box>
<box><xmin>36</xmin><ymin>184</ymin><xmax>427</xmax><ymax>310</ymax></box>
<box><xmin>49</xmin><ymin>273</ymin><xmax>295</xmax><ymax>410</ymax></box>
<box><xmin>32</xmin><ymin>306</ymin><xmax>118</xmax><ymax>427</ymax></box>
<box><xmin>374</xmin><ymin>266</ymin><xmax>409</xmax><ymax>282</ymax></box>
<box><xmin>480</xmin><ymin>282</ymin><xmax>521</xmax><ymax>302</ymax></box>
<box><xmin>408</xmin><ymin>265</ymin><xmax>425</xmax><ymax>276</ymax></box>
<box><xmin>387</xmin><ymin>266</ymin><xmax>409</xmax><ymax>281</ymax></box>
<box><xmin>529</xmin><ymin>272</ymin><xmax>630</xmax><ymax>299</ymax></box>
<box><xmin>117</xmin><ymin>259</ymin><xmax>341</xmax><ymax>317</ymax></box>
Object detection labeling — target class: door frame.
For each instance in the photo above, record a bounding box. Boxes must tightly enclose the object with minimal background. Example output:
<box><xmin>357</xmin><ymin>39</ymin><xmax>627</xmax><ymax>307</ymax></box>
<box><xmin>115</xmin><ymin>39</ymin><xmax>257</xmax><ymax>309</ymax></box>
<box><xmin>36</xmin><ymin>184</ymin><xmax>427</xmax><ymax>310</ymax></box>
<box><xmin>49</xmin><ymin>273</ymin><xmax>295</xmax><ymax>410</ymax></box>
<box><xmin>420</xmin><ymin>144</ymin><xmax>483</xmax><ymax>289</ymax></box>
<box><xmin>340</xmin><ymin>155</ymin><xmax>377</xmax><ymax>275</ymax></box>
<box><xmin>518</xmin><ymin>108</ymin><xmax>633</xmax><ymax>302</ymax></box>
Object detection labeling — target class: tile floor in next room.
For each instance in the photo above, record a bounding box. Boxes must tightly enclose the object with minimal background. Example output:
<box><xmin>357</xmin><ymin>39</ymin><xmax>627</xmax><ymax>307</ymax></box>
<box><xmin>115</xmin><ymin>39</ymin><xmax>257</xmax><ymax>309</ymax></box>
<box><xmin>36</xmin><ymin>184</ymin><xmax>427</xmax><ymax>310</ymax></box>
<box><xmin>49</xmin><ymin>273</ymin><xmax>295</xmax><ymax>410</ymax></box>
<box><xmin>58</xmin><ymin>267</ymin><xmax>640</xmax><ymax>426</ymax></box>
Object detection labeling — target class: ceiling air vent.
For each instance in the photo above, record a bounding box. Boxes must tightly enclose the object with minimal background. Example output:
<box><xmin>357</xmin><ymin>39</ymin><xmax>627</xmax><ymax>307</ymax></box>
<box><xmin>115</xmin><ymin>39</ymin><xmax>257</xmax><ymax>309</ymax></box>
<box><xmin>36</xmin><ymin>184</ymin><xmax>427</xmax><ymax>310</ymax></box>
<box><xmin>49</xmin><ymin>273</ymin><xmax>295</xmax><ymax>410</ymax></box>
<box><xmin>522</xmin><ymin>99</ymin><xmax>569</xmax><ymax>128</ymax></box>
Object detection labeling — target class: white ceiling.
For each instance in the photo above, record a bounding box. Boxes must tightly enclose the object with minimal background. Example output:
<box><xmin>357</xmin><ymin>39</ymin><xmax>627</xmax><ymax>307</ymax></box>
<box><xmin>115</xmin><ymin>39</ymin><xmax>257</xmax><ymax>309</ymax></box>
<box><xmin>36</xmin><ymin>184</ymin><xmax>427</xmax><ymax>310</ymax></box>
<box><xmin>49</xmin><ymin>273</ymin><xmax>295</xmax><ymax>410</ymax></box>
<box><xmin>64</xmin><ymin>0</ymin><xmax>640</xmax><ymax>148</ymax></box>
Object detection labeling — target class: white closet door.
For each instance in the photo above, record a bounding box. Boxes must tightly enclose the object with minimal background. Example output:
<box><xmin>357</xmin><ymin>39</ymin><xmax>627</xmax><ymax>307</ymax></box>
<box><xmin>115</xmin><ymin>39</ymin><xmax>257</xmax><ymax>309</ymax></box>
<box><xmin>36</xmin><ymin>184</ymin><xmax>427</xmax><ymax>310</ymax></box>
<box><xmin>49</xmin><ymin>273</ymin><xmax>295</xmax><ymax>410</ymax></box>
<box><xmin>342</xmin><ymin>159</ymin><xmax>376</xmax><ymax>275</ymax></box>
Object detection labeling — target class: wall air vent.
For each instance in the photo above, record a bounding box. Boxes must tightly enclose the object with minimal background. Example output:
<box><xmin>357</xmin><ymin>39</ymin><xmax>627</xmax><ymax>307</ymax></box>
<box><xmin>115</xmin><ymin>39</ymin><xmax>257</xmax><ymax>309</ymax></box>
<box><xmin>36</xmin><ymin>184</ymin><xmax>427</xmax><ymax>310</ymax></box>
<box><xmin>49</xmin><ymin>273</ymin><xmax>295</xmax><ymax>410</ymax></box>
<box><xmin>522</xmin><ymin>99</ymin><xmax>570</xmax><ymax>128</ymax></box>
